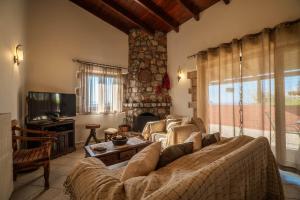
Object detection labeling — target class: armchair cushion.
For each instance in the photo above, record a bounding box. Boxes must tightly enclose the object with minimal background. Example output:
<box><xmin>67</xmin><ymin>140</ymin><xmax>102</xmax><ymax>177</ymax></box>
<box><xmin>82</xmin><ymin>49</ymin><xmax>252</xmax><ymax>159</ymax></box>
<box><xmin>142</xmin><ymin>120</ymin><xmax>166</xmax><ymax>140</ymax></box>
<box><xmin>149</xmin><ymin>120</ymin><xmax>166</xmax><ymax>134</ymax></box>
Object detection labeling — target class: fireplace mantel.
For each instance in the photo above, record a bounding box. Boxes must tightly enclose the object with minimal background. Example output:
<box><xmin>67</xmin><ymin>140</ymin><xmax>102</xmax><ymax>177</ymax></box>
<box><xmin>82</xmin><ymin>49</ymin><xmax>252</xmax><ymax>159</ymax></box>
<box><xmin>123</xmin><ymin>102</ymin><xmax>171</xmax><ymax>108</ymax></box>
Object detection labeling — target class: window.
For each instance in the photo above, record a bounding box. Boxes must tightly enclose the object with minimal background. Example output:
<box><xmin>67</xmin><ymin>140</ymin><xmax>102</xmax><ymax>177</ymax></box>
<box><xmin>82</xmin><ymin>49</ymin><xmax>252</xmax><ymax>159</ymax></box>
<box><xmin>78</xmin><ymin>65</ymin><xmax>123</xmax><ymax>114</ymax></box>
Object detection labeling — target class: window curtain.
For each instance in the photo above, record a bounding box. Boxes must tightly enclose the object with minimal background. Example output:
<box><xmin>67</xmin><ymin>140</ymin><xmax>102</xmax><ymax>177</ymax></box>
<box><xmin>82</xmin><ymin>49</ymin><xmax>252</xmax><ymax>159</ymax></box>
<box><xmin>197</xmin><ymin>41</ymin><xmax>240</xmax><ymax>138</ymax></box>
<box><xmin>196</xmin><ymin>19</ymin><xmax>300</xmax><ymax>170</ymax></box>
<box><xmin>78</xmin><ymin>63</ymin><xmax>123</xmax><ymax>114</ymax></box>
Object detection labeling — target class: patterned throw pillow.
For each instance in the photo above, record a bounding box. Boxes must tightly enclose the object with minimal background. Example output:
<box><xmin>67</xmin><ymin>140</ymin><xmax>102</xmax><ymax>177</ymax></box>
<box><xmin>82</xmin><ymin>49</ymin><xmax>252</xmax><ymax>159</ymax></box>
<box><xmin>120</xmin><ymin>142</ymin><xmax>161</xmax><ymax>181</ymax></box>
<box><xmin>156</xmin><ymin>142</ymin><xmax>193</xmax><ymax>169</ymax></box>
<box><xmin>184</xmin><ymin>132</ymin><xmax>202</xmax><ymax>151</ymax></box>
<box><xmin>202</xmin><ymin>132</ymin><xmax>221</xmax><ymax>147</ymax></box>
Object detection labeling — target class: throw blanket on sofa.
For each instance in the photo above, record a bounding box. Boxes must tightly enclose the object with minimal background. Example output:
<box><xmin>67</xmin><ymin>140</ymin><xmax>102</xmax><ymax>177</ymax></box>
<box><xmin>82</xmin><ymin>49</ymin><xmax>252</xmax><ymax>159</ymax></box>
<box><xmin>64</xmin><ymin>136</ymin><xmax>284</xmax><ymax>200</ymax></box>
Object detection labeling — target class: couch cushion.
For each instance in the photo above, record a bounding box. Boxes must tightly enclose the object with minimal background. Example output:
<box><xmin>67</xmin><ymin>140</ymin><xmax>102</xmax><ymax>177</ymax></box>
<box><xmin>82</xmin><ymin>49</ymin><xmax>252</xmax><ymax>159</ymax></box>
<box><xmin>202</xmin><ymin>132</ymin><xmax>221</xmax><ymax>147</ymax></box>
<box><xmin>120</xmin><ymin>142</ymin><xmax>161</xmax><ymax>181</ymax></box>
<box><xmin>184</xmin><ymin>132</ymin><xmax>202</xmax><ymax>151</ymax></box>
<box><xmin>156</xmin><ymin>142</ymin><xmax>193</xmax><ymax>169</ymax></box>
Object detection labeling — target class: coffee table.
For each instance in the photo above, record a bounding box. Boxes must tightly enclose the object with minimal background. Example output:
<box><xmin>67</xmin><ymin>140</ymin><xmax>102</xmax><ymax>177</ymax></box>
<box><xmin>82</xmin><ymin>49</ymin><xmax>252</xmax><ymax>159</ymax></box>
<box><xmin>85</xmin><ymin>137</ymin><xmax>151</xmax><ymax>166</ymax></box>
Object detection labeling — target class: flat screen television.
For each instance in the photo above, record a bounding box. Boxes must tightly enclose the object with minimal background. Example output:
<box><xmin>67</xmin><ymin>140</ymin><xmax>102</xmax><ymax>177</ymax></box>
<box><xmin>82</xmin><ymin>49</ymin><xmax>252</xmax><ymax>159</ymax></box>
<box><xmin>28</xmin><ymin>91</ymin><xmax>76</xmax><ymax>121</ymax></box>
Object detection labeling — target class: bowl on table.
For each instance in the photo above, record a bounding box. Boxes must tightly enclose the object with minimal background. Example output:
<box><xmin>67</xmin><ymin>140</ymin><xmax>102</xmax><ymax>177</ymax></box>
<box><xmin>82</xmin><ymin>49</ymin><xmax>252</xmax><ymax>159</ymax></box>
<box><xmin>111</xmin><ymin>136</ymin><xmax>128</xmax><ymax>145</ymax></box>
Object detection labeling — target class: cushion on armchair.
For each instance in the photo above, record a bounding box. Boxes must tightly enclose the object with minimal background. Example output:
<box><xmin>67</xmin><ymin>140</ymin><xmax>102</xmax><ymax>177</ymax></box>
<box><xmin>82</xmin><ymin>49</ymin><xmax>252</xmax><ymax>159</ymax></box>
<box><xmin>149</xmin><ymin>120</ymin><xmax>166</xmax><ymax>134</ymax></box>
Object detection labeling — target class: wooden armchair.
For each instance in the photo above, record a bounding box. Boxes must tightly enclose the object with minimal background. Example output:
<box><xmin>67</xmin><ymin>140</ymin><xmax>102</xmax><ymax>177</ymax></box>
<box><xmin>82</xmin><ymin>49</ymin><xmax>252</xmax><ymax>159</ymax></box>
<box><xmin>12</xmin><ymin>125</ymin><xmax>57</xmax><ymax>188</ymax></box>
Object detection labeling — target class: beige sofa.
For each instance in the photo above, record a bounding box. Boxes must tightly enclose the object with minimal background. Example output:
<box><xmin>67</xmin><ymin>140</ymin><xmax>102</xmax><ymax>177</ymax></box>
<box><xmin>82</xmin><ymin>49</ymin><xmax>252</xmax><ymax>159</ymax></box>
<box><xmin>142</xmin><ymin>116</ymin><xmax>206</xmax><ymax>148</ymax></box>
<box><xmin>65</xmin><ymin>136</ymin><xmax>284</xmax><ymax>200</ymax></box>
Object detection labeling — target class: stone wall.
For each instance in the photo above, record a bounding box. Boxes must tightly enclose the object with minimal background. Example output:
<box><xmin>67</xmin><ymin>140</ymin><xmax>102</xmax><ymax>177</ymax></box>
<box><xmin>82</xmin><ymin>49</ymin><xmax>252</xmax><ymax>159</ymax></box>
<box><xmin>124</xmin><ymin>29</ymin><xmax>171</xmax><ymax>126</ymax></box>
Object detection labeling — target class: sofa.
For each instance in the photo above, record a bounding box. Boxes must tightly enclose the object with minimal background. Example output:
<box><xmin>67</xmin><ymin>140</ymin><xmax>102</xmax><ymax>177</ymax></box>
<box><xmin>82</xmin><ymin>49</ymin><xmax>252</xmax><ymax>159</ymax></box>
<box><xmin>142</xmin><ymin>115</ymin><xmax>206</xmax><ymax>148</ymax></box>
<box><xmin>64</xmin><ymin>136</ymin><xmax>284</xmax><ymax>200</ymax></box>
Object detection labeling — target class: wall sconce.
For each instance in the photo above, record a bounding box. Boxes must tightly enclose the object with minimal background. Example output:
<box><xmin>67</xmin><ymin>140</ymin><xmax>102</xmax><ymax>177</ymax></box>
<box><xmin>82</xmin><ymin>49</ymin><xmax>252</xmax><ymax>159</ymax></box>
<box><xmin>177</xmin><ymin>66</ymin><xmax>183</xmax><ymax>82</ymax></box>
<box><xmin>14</xmin><ymin>45</ymin><xmax>24</xmax><ymax>65</ymax></box>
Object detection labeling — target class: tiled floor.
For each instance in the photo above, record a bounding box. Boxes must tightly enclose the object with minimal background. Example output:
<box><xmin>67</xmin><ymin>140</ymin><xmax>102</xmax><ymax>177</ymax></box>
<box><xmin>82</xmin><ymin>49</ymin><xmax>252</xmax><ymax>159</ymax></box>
<box><xmin>11</xmin><ymin>149</ymin><xmax>300</xmax><ymax>200</ymax></box>
<box><xmin>11</xmin><ymin>149</ymin><xmax>85</xmax><ymax>200</ymax></box>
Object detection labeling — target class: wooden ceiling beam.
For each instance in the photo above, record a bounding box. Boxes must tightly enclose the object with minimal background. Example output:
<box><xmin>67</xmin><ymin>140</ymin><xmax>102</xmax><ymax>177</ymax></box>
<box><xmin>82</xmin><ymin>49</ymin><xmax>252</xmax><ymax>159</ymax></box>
<box><xmin>101</xmin><ymin>0</ymin><xmax>155</xmax><ymax>34</ymax></box>
<box><xmin>70</xmin><ymin>0</ymin><xmax>129</xmax><ymax>34</ymax></box>
<box><xmin>223</xmin><ymin>0</ymin><xmax>230</xmax><ymax>5</ymax></box>
<box><xmin>178</xmin><ymin>0</ymin><xmax>200</xmax><ymax>21</ymax></box>
<box><xmin>134</xmin><ymin>0</ymin><xmax>179</xmax><ymax>32</ymax></box>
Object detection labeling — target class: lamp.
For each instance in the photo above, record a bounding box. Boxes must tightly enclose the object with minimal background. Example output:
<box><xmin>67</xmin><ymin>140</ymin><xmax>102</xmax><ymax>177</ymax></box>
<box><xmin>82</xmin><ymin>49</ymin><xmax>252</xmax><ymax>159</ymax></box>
<box><xmin>177</xmin><ymin>66</ymin><xmax>183</xmax><ymax>82</ymax></box>
<box><xmin>14</xmin><ymin>45</ymin><xmax>24</xmax><ymax>65</ymax></box>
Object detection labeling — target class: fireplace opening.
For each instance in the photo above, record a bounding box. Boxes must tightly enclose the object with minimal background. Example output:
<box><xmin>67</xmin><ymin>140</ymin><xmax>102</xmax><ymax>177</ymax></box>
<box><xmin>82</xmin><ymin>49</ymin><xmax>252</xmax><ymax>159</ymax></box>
<box><xmin>133</xmin><ymin>112</ymin><xmax>160</xmax><ymax>132</ymax></box>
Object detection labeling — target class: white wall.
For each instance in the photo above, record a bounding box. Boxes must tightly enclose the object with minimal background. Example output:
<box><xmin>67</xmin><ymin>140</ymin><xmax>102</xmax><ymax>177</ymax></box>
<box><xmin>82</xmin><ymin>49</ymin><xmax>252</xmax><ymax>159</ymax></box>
<box><xmin>0</xmin><ymin>0</ymin><xmax>27</xmax><ymax>121</ymax></box>
<box><xmin>167</xmin><ymin>0</ymin><xmax>300</xmax><ymax>117</ymax></box>
<box><xmin>0</xmin><ymin>0</ymin><xmax>26</xmax><ymax>198</ymax></box>
<box><xmin>26</xmin><ymin>0</ymin><xmax>128</xmax><ymax>143</ymax></box>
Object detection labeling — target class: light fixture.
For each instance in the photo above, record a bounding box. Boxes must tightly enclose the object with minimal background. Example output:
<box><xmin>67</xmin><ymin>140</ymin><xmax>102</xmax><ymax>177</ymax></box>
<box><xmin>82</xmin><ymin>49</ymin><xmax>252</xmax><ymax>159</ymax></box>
<box><xmin>177</xmin><ymin>65</ymin><xmax>183</xmax><ymax>82</ymax></box>
<box><xmin>14</xmin><ymin>45</ymin><xmax>24</xmax><ymax>65</ymax></box>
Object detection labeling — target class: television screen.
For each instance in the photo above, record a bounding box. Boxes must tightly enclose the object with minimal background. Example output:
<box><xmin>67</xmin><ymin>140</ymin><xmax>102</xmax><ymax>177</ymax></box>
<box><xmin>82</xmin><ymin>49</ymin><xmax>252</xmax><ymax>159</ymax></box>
<box><xmin>28</xmin><ymin>91</ymin><xmax>76</xmax><ymax>121</ymax></box>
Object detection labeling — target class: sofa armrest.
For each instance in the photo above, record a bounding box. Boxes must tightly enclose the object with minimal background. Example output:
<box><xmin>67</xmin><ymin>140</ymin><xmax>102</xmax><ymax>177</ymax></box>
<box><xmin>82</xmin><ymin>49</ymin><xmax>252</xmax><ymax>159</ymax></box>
<box><xmin>166</xmin><ymin>124</ymin><xmax>199</xmax><ymax>146</ymax></box>
<box><xmin>142</xmin><ymin>120</ymin><xmax>166</xmax><ymax>140</ymax></box>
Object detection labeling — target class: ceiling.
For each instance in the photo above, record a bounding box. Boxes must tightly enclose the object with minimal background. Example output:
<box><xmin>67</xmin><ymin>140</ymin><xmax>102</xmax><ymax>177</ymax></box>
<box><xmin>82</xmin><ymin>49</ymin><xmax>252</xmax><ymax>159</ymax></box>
<box><xmin>70</xmin><ymin>0</ymin><xmax>230</xmax><ymax>34</ymax></box>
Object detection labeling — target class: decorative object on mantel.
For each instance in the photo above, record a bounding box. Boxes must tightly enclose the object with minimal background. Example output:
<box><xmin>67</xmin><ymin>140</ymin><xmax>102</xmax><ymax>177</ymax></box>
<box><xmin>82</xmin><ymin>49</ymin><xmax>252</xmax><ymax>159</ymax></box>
<box><xmin>162</xmin><ymin>72</ymin><xmax>171</xmax><ymax>90</ymax></box>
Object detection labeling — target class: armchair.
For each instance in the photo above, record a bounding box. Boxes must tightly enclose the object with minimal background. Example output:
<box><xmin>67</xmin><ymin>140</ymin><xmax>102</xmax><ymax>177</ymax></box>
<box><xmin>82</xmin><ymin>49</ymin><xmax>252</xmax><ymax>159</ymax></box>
<box><xmin>142</xmin><ymin>117</ymin><xmax>206</xmax><ymax>148</ymax></box>
<box><xmin>12</xmin><ymin>124</ymin><xmax>57</xmax><ymax>188</ymax></box>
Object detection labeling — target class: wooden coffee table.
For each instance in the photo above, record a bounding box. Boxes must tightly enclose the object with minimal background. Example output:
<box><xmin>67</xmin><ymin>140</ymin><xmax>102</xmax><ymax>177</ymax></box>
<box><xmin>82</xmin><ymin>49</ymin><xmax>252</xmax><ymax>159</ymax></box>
<box><xmin>85</xmin><ymin>137</ymin><xmax>151</xmax><ymax>166</ymax></box>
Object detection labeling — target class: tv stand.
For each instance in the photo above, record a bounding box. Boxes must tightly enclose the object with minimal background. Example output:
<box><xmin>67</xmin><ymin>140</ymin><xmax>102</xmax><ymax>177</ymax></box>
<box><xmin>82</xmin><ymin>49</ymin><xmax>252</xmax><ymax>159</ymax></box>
<box><xmin>26</xmin><ymin>119</ymin><xmax>76</xmax><ymax>159</ymax></box>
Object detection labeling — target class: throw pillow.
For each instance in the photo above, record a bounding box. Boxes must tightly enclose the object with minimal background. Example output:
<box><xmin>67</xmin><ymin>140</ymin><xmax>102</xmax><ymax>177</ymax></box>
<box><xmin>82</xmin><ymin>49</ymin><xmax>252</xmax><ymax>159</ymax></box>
<box><xmin>149</xmin><ymin>120</ymin><xmax>166</xmax><ymax>134</ymax></box>
<box><xmin>184</xmin><ymin>132</ymin><xmax>202</xmax><ymax>151</ymax></box>
<box><xmin>120</xmin><ymin>142</ymin><xmax>161</xmax><ymax>181</ymax></box>
<box><xmin>156</xmin><ymin>142</ymin><xmax>193</xmax><ymax>169</ymax></box>
<box><xmin>202</xmin><ymin>132</ymin><xmax>221</xmax><ymax>147</ymax></box>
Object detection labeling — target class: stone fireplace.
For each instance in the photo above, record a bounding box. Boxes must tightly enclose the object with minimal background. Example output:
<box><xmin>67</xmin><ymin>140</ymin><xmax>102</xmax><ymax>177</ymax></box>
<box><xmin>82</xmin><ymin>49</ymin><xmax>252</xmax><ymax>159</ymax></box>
<box><xmin>123</xmin><ymin>29</ymin><xmax>171</xmax><ymax>128</ymax></box>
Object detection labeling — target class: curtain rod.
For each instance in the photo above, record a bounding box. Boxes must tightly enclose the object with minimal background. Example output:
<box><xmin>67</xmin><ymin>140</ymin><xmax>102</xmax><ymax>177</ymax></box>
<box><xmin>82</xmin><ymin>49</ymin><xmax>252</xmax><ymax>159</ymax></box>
<box><xmin>72</xmin><ymin>59</ymin><xmax>127</xmax><ymax>70</ymax></box>
<box><xmin>187</xmin><ymin>18</ymin><xmax>300</xmax><ymax>59</ymax></box>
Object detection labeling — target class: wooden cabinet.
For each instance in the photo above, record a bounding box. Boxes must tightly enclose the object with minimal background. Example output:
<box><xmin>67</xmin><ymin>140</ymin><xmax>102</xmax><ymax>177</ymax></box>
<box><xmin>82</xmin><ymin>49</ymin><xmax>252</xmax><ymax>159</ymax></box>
<box><xmin>26</xmin><ymin>119</ymin><xmax>76</xmax><ymax>158</ymax></box>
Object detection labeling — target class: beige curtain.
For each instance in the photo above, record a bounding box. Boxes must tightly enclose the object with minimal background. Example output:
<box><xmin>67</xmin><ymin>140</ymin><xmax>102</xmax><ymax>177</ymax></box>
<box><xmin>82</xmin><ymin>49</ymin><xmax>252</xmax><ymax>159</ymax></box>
<box><xmin>197</xmin><ymin>41</ymin><xmax>240</xmax><ymax>138</ymax></box>
<box><xmin>78</xmin><ymin>64</ymin><xmax>123</xmax><ymax>114</ymax></box>
<box><xmin>274</xmin><ymin>21</ymin><xmax>300</xmax><ymax>169</ymax></box>
<box><xmin>197</xmin><ymin>19</ymin><xmax>300</xmax><ymax>170</ymax></box>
